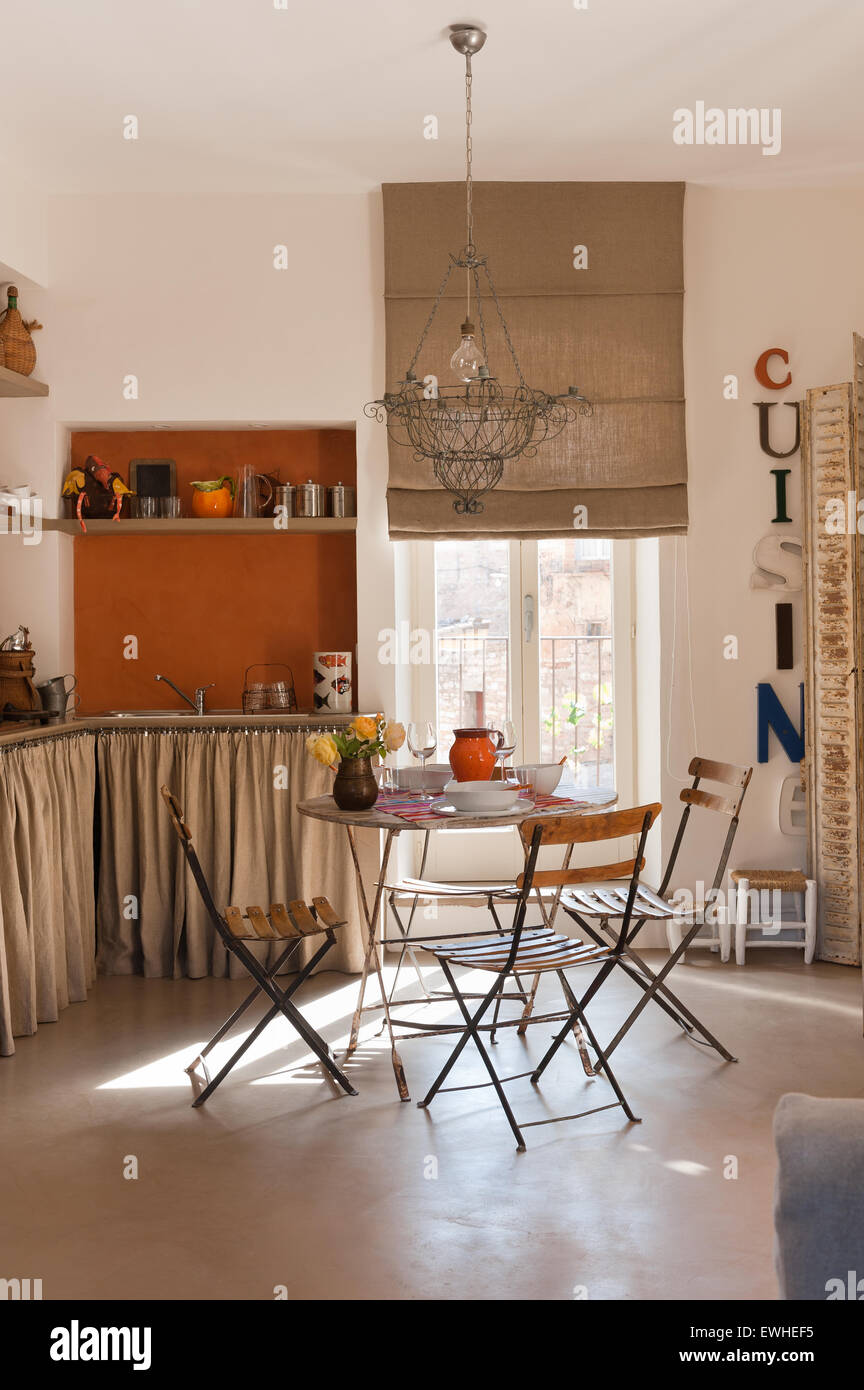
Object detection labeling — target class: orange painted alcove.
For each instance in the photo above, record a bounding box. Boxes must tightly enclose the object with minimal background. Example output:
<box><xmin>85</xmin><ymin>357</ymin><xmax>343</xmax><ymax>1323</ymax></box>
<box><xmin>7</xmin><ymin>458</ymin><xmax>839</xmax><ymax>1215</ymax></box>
<box><xmin>71</xmin><ymin>429</ymin><xmax>357</xmax><ymax>713</ymax></box>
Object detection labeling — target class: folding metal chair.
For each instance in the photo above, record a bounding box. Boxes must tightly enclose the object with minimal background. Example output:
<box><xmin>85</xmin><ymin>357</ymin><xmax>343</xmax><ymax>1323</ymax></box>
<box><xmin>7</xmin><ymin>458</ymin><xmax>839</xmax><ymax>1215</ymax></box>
<box><xmin>378</xmin><ymin>835</ymin><xmax>597</xmax><ymax>1072</ymax></box>
<box><xmin>160</xmin><ymin>785</ymin><xmax>358</xmax><ymax>1106</ymax></box>
<box><xmin>558</xmin><ymin>757</ymin><xmax>753</xmax><ymax>1069</ymax></box>
<box><xmin>417</xmin><ymin>803</ymin><xmax>661</xmax><ymax>1150</ymax></box>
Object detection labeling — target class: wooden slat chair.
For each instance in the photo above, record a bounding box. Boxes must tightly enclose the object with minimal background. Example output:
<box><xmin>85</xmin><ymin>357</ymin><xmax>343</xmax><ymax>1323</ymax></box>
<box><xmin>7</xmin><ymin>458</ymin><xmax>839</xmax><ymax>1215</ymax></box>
<box><xmin>382</xmin><ymin>872</ymin><xmax>522</xmax><ymax>1000</ymax></box>
<box><xmin>556</xmin><ymin>757</ymin><xmax>753</xmax><ymax>1070</ymax></box>
<box><xmin>416</xmin><ymin>804</ymin><xmax>661</xmax><ymax>1150</ymax></box>
<box><xmin>160</xmin><ymin>785</ymin><xmax>357</xmax><ymax>1106</ymax></box>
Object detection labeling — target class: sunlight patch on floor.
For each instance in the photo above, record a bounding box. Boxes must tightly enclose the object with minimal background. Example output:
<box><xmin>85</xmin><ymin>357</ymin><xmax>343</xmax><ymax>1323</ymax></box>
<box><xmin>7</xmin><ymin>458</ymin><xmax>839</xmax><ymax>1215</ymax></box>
<box><xmin>96</xmin><ymin>963</ymin><xmax>460</xmax><ymax>1089</ymax></box>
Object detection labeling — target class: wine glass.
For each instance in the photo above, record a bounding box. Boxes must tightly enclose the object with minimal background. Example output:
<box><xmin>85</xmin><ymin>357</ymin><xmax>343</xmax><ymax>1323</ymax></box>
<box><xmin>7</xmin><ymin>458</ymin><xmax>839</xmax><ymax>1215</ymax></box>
<box><xmin>487</xmin><ymin>718</ymin><xmax>517</xmax><ymax>783</ymax></box>
<box><xmin>407</xmin><ymin>721</ymin><xmax>437</xmax><ymax>799</ymax></box>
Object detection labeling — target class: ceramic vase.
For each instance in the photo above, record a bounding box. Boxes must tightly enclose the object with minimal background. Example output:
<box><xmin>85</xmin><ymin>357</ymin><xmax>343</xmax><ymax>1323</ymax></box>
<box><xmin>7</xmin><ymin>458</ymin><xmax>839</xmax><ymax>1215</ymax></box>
<box><xmin>313</xmin><ymin>651</ymin><xmax>352</xmax><ymax>712</ymax></box>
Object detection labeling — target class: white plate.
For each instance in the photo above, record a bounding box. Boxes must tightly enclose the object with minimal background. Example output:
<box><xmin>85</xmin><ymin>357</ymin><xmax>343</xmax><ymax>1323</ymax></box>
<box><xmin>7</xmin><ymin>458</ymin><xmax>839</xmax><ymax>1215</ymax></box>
<box><xmin>431</xmin><ymin>796</ymin><xmax>535</xmax><ymax>819</ymax></box>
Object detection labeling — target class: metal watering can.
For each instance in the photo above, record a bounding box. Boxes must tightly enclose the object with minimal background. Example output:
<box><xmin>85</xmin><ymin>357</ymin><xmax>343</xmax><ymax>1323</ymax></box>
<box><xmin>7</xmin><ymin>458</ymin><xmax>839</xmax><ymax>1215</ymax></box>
<box><xmin>36</xmin><ymin>674</ymin><xmax>79</xmax><ymax>722</ymax></box>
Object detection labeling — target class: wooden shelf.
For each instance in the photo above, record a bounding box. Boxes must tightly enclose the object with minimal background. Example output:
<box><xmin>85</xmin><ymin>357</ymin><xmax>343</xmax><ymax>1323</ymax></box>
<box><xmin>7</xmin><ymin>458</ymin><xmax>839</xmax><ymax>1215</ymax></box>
<box><xmin>0</xmin><ymin>364</ymin><xmax>49</xmax><ymax>398</ymax></box>
<box><xmin>43</xmin><ymin>516</ymin><xmax>356</xmax><ymax>537</ymax></box>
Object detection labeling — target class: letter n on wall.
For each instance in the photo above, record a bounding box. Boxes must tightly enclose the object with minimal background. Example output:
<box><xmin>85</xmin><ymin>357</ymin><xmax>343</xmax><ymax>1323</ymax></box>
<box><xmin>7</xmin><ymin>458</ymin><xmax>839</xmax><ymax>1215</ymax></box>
<box><xmin>757</xmin><ymin>682</ymin><xmax>804</xmax><ymax>763</ymax></box>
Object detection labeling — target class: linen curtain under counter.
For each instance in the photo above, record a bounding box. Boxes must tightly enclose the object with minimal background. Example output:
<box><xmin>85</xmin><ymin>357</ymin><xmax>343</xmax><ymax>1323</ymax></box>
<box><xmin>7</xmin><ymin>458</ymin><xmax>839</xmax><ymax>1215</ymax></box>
<box><xmin>0</xmin><ymin>726</ymin><xmax>369</xmax><ymax>1053</ymax></box>
<box><xmin>95</xmin><ymin>726</ymin><xmax>369</xmax><ymax>981</ymax></box>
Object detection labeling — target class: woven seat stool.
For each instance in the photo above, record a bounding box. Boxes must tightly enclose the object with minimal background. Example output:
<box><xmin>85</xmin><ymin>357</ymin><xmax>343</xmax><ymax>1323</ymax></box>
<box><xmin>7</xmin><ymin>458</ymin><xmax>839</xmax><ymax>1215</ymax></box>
<box><xmin>730</xmin><ymin>868</ymin><xmax>816</xmax><ymax>966</ymax></box>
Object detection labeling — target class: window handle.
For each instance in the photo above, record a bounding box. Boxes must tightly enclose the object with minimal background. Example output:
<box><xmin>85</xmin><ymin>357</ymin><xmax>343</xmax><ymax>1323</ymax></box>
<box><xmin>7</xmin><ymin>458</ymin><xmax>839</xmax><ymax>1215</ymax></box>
<box><xmin>523</xmin><ymin>594</ymin><xmax>535</xmax><ymax>644</ymax></box>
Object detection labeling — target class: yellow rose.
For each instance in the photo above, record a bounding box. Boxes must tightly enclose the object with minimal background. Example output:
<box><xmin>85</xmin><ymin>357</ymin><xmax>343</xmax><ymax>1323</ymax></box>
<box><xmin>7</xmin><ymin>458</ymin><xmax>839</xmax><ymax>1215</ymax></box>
<box><xmin>350</xmin><ymin>715</ymin><xmax>378</xmax><ymax>742</ymax></box>
<box><xmin>306</xmin><ymin>732</ymin><xmax>338</xmax><ymax>767</ymax></box>
<box><xmin>383</xmin><ymin>720</ymin><xmax>405</xmax><ymax>753</ymax></box>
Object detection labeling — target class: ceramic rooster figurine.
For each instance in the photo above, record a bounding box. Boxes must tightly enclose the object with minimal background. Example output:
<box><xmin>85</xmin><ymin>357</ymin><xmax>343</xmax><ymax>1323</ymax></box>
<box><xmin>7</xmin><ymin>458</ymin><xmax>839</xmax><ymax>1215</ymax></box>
<box><xmin>61</xmin><ymin>455</ymin><xmax>133</xmax><ymax>532</ymax></box>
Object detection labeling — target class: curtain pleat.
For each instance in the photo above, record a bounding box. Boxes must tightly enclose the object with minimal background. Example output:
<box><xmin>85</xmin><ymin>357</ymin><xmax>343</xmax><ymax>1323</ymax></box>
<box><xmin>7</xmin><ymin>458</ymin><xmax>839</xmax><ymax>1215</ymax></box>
<box><xmin>96</xmin><ymin>728</ymin><xmax>367</xmax><ymax>980</ymax></box>
<box><xmin>0</xmin><ymin>734</ymin><xmax>96</xmax><ymax>1056</ymax></box>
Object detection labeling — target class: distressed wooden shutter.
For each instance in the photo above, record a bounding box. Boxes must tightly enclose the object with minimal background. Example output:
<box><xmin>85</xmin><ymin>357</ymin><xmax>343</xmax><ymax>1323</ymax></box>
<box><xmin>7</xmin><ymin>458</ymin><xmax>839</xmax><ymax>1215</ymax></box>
<box><xmin>801</xmin><ymin>376</ymin><xmax>862</xmax><ymax>965</ymax></box>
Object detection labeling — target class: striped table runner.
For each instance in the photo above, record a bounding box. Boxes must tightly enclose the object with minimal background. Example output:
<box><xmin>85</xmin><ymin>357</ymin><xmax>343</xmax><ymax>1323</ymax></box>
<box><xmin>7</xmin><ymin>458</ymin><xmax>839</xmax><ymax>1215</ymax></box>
<box><xmin>376</xmin><ymin>791</ymin><xmax>592</xmax><ymax>826</ymax></box>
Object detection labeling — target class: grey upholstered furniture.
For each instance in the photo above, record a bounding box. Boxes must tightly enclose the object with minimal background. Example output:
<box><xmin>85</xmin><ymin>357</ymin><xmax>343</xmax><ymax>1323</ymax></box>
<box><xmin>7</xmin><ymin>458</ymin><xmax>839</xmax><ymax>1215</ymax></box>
<box><xmin>774</xmin><ymin>1093</ymin><xmax>864</xmax><ymax>1299</ymax></box>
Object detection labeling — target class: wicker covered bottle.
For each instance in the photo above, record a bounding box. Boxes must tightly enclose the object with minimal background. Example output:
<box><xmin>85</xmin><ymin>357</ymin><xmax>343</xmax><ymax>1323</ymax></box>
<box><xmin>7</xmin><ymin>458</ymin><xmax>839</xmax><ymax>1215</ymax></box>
<box><xmin>0</xmin><ymin>286</ymin><xmax>39</xmax><ymax>376</ymax></box>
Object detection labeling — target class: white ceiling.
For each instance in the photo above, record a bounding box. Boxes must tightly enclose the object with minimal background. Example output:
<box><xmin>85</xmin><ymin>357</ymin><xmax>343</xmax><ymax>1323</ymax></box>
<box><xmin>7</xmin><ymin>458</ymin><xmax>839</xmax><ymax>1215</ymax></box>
<box><xmin>3</xmin><ymin>0</ymin><xmax>864</xmax><ymax>194</ymax></box>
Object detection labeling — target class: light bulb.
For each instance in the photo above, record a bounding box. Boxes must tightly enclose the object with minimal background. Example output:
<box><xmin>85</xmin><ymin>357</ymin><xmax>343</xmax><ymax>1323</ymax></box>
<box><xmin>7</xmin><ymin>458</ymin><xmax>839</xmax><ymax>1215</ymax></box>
<box><xmin>450</xmin><ymin>319</ymin><xmax>486</xmax><ymax>382</ymax></box>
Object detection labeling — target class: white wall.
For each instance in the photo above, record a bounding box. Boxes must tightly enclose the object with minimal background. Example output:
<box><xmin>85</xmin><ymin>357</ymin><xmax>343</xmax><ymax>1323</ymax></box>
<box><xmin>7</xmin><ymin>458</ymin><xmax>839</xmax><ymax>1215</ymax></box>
<box><xmin>665</xmin><ymin>186</ymin><xmax>864</xmax><ymax>894</ymax></box>
<box><xmin>0</xmin><ymin>162</ymin><xmax>50</xmax><ymax>286</ymax></box>
<box><xmin>0</xmin><ymin>191</ymin><xmax>394</xmax><ymax>708</ymax></box>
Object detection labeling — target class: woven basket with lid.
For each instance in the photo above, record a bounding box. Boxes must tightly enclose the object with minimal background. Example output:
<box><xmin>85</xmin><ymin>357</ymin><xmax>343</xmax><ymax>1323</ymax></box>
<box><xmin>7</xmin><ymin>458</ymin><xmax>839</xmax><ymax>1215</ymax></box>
<box><xmin>0</xmin><ymin>286</ymin><xmax>38</xmax><ymax>376</ymax></box>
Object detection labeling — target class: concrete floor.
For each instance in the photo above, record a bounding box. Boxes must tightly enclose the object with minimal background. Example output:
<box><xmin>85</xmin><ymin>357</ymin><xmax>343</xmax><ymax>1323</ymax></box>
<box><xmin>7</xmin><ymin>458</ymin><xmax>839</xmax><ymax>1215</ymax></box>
<box><xmin>1</xmin><ymin>947</ymin><xmax>862</xmax><ymax>1301</ymax></box>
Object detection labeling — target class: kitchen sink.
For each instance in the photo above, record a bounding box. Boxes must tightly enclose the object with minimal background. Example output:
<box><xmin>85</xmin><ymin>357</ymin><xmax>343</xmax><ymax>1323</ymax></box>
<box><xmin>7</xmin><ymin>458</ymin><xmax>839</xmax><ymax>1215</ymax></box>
<box><xmin>98</xmin><ymin>709</ymin><xmax>246</xmax><ymax>718</ymax></box>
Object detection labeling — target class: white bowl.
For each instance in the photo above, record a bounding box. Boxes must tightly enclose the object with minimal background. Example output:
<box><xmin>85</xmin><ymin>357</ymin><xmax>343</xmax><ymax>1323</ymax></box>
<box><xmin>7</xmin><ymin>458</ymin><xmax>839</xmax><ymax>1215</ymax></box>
<box><xmin>444</xmin><ymin>780</ymin><xmax>522</xmax><ymax>813</ymax></box>
<box><xmin>513</xmin><ymin>763</ymin><xmax>565</xmax><ymax>796</ymax></box>
<box><xmin>393</xmin><ymin>764</ymin><xmax>452</xmax><ymax>794</ymax></box>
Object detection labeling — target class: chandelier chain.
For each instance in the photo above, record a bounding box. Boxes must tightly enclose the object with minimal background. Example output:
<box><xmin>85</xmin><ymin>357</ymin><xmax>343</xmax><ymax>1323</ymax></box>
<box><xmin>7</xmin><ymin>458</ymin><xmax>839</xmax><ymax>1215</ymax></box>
<box><xmin>483</xmin><ymin>260</ymin><xmax>528</xmax><ymax>389</ymax></box>
<box><xmin>465</xmin><ymin>54</ymin><xmax>474</xmax><ymax>257</ymax></box>
<box><xmin>472</xmin><ymin>264</ymin><xmax>488</xmax><ymax>362</ymax></box>
<box><xmin>406</xmin><ymin>259</ymin><xmax>455</xmax><ymax>379</ymax></box>
<box><xmin>465</xmin><ymin>53</ymin><xmax>474</xmax><ymax>320</ymax></box>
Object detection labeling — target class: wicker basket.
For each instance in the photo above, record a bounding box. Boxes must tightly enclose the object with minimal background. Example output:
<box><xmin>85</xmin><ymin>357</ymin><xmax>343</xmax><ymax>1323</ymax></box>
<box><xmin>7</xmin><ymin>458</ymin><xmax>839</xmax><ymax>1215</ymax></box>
<box><xmin>242</xmin><ymin>663</ymin><xmax>297</xmax><ymax>713</ymax></box>
<box><xmin>0</xmin><ymin>649</ymin><xmax>40</xmax><ymax>720</ymax></box>
<box><xmin>0</xmin><ymin>286</ymin><xmax>37</xmax><ymax>376</ymax></box>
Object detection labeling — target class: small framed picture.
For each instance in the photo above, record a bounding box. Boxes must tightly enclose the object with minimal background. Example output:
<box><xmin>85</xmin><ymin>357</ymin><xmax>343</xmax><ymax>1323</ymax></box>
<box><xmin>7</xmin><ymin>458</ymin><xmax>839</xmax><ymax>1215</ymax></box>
<box><xmin>129</xmin><ymin>458</ymin><xmax>176</xmax><ymax>498</ymax></box>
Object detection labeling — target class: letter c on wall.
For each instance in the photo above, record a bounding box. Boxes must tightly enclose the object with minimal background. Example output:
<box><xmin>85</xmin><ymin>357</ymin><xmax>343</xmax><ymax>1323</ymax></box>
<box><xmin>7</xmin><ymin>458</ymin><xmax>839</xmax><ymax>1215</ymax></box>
<box><xmin>755</xmin><ymin>348</ymin><xmax>792</xmax><ymax>390</ymax></box>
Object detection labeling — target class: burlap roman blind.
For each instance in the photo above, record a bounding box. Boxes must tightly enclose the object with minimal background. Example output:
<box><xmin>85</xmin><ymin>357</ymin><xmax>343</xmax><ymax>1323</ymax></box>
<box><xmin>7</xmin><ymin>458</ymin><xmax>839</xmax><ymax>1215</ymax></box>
<box><xmin>383</xmin><ymin>182</ymin><xmax>687</xmax><ymax>540</ymax></box>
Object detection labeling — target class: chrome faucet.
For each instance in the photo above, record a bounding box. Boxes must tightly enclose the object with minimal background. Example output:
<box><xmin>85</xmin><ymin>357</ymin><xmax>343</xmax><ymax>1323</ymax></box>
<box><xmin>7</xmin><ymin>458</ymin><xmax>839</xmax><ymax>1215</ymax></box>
<box><xmin>154</xmin><ymin>674</ymin><xmax>214</xmax><ymax>715</ymax></box>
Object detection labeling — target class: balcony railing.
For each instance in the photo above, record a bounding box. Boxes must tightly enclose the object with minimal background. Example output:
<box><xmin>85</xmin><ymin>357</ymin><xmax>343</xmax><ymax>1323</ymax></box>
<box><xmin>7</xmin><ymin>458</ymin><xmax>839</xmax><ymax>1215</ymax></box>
<box><xmin>435</xmin><ymin>631</ymin><xmax>614</xmax><ymax>786</ymax></box>
<box><xmin>540</xmin><ymin>634</ymin><xmax>613</xmax><ymax>784</ymax></box>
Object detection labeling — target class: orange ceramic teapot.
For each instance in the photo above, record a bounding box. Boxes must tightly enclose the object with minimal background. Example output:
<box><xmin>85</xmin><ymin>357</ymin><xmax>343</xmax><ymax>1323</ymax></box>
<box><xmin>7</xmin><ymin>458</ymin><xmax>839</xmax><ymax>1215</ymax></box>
<box><xmin>448</xmin><ymin>727</ymin><xmax>503</xmax><ymax>782</ymax></box>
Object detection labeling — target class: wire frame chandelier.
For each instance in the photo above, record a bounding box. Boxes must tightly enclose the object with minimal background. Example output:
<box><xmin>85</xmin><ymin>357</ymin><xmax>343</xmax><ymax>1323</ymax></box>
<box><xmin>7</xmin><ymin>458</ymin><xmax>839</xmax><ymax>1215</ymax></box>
<box><xmin>366</xmin><ymin>23</ymin><xmax>592</xmax><ymax>515</ymax></box>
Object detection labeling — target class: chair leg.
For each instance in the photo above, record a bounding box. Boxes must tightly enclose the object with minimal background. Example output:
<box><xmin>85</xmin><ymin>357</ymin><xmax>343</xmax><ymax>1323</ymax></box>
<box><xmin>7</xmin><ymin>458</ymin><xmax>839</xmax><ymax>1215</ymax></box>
<box><xmin>567</xmin><ymin>999</ymin><xmax>640</xmax><ymax>1123</ymax></box>
<box><xmin>531</xmin><ymin>957</ymin><xmax>619</xmax><ymax>1083</ymax></box>
<box><xmin>804</xmin><ymin>880</ymin><xmax>817</xmax><ymax>964</ymax></box>
<box><xmin>419</xmin><ymin>960</ymin><xmax>526</xmax><ymax>1150</ymax></box>
<box><xmin>384</xmin><ymin>896</ymin><xmax>432</xmax><ymax>1007</ymax></box>
<box><xmin>734</xmin><ymin>918</ymin><xmax>747</xmax><ymax>966</ymax></box>
<box><xmin>734</xmin><ymin>878</ymin><xmax>749</xmax><ymax>966</ymax></box>
<box><xmin>189</xmin><ymin>937</ymin><xmax>302</xmax><ymax>1075</ymax></box>
<box><xmin>192</xmin><ymin>1002</ymin><xmax>282</xmax><ymax>1107</ymax></box>
<box><xmin>489</xmin><ymin>893</ymin><xmax>533</xmax><ymax>1042</ymax></box>
<box><xmin>230</xmin><ymin>936</ymin><xmax>359</xmax><ymax>1097</ymax></box>
<box><xmin>385</xmin><ymin>829</ymin><xmax>436</xmax><ymax>1006</ymax></box>
<box><xmin>557</xmin><ymin>970</ymin><xmax>595</xmax><ymax>1077</ymax></box>
<box><xmin>575</xmin><ymin>915</ymin><xmax>694</xmax><ymax>1035</ymax></box>
<box><xmin>417</xmin><ymin>973</ymin><xmax>501</xmax><ymax>1108</ymax></box>
<box><xmin>515</xmin><ymin>973</ymin><xmax>541</xmax><ymax>1037</ymax></box>
<box><xmin>603</xmin><ymin>926</ymin><xmax>738</xmax><ymax>1065</ymax></box>
<box><xmin>665</xmin><ymin>917</ymin><xmax>682</xmax><ymax>955</ymax></box>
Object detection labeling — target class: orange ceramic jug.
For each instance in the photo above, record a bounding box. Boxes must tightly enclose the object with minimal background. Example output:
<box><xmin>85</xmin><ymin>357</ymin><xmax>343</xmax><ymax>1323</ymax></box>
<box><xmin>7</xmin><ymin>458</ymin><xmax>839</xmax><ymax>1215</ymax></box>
<box><xmin>190</xmin><ymin>476</ymin><xmax>235</xmax><ymax>518</ymax></box>
<box><xmin>448</xmin><ymin>727</ymin><xmax>503</xmax><ymax>782</ymax></box>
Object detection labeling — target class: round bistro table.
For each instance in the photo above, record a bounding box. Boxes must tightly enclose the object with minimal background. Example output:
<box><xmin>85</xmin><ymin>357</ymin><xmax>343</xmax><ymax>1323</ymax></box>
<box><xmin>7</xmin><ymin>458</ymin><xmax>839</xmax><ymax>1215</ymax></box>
<box><xmin>297</xmin><ymin>786</ymin><xmax>617</xmax><ymax>1101</ymax></box>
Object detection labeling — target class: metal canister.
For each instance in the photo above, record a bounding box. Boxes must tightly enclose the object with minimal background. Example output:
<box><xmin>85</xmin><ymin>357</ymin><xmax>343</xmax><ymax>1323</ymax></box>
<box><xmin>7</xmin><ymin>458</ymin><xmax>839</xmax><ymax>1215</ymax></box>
<box><xmin>295</xmin><ymin>481</ymin><xmax>325</xmax><ymax>518</ymax></box>
<box><xmin>327</xmin><ymin>482</ymin><xmax>356</xmax><ymax>517</ymax></box>
<box><xmin>274</xmin><ymin>484</ymin><xmax>295</xmax><ymax>517</ymax></box>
